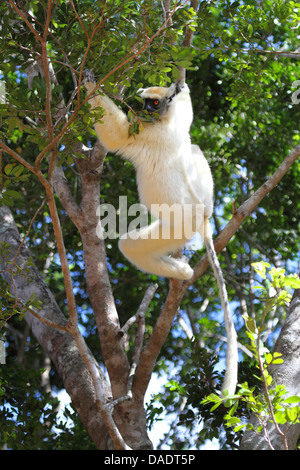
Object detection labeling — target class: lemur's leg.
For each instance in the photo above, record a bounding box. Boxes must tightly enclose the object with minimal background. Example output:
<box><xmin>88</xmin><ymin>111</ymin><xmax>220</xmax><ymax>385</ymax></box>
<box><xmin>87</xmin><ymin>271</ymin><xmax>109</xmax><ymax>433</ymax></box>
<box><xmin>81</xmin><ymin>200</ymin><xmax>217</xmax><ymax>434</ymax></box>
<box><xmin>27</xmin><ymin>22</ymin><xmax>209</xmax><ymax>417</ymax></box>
<box><xmin>119</xmin><ymin>219</ymin><xmax>193</xmax><ymax>280</ymax></box>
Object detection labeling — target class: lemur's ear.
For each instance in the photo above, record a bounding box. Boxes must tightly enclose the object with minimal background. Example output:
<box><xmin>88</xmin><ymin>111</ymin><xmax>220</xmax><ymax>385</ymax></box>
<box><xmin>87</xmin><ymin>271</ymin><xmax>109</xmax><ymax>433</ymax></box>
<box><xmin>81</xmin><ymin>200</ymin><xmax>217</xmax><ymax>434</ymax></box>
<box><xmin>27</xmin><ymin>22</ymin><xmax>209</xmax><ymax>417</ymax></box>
<box><xmin>166</xmin><ymin>83</ymin><xmax>183</xmax><ymax>104</ymax></box>
<box><xmin>175</xmin><ymin>80</ymin><xmax>185</xmax><ymax>93</ymax></box>
<box><xmin>166</xmin><ymin>83</ymin><xmax>176</xmax><ymax>98</ymax></box>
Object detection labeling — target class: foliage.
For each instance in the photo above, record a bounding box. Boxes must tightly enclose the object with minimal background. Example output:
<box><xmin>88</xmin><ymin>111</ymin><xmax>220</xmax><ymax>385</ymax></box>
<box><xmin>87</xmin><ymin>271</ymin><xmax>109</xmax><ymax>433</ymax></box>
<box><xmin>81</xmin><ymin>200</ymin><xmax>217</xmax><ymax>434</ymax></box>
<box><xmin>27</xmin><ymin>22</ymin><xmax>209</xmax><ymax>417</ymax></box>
<box><xmin>202</xmin><ymin>263</ymin><xmax>300</xmax><ymax>450</ymax></box>
<box><xmin>0</xmin><ymin>0</ymin><xmax>299</xmax><ymax>449</ymax></box>
<box><xmin>0</xmin><ymin>363</ymin><xmax>96</xmax><ymax>449</ymax></box>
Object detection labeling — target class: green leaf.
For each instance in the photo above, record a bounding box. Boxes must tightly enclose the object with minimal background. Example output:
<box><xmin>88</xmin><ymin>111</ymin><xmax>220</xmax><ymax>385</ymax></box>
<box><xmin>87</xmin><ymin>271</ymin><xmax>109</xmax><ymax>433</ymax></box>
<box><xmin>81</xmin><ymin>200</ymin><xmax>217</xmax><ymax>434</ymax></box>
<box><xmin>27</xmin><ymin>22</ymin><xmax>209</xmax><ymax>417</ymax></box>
<box><xmin>210</xmin><ymin>401</ymin><xmax>223</xmax><ymax>412</ymax></box>
<box><xmin>252</xmin><ymin>262</ymin><xmax>270</xmax><ymax>278</ymax></box>
<box><xmin>265</xmin><ymin>353</ymin><xmax>273</xmax><ymax>364</ymax></box>
<box><xmin>284</xmin><ymin>396</ymin><xmax>300</xmax><ymax>404</ymax></box>
<box><xmin>234</xmin><ymin>424</ymin><xmax>247</xmax><ymax>432</ymax></box>
<box><xmin>5</xmin><ymin>190</ymin><xmax>21</xmax><ymax>199</ymax></box>
<box><xmin>284</xmin><ymin>277</ymin><xmax>300</xmax><ymax>288</ymax></box>
<box><xmin>4</xmin><ymin>164</ymin><xmax>15</xmax><ymax>175</ymax></box>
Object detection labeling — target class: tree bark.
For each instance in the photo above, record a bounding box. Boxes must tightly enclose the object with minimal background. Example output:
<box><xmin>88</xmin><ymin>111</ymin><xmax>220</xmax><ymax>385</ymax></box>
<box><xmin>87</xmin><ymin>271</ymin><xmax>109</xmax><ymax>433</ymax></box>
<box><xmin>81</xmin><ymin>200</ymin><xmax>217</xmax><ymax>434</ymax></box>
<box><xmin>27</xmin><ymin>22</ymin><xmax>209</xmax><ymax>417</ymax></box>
<box><xmin>239</xmin><ymin>288</ymin><xmax>300</xmax><ymax>450</ymax></box>
<box><xmin>75</xmin><ymin>151</ymin><xmax>131</xmax><ymax>399</ymax></box>
<box><xmin>0</xmin><ymin>205</ymin><xmax>112</xmax><ymax>448</ymax></box>
<box><xmin>53</xmin><ymin>146</ymin><xmax>153</xmax><ymax>449</ymax></box>
<box><xmin>0</xmin><ymin>203</ymin><xmax>153</xmax><ymax>449</ymax></box>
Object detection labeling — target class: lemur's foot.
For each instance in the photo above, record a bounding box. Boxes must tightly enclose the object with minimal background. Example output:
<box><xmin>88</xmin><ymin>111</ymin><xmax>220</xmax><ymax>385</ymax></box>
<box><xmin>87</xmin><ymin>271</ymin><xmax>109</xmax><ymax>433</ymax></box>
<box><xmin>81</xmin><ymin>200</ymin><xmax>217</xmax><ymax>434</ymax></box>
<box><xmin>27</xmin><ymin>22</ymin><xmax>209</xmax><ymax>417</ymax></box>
<box><xmin>171</xmin><ymin>261</ymin><xmax>193</xmax><ymax>280</ymax></box>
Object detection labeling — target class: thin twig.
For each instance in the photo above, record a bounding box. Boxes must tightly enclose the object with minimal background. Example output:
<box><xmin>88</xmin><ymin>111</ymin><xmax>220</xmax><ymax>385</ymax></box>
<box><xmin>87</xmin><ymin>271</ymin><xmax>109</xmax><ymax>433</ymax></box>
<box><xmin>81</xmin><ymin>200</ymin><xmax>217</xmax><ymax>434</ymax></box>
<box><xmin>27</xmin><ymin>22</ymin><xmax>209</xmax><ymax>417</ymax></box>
<box><xmin>120</xmin><ymin>283</ymin><xmax>158</xmax><ymax>336</ymax></box>
<box><xmin>127</xmin><ymin>313</ymin><xmax>146</xmax><ymax>398</ymax></box>
<box><xmin>0</xmin><ymin>142</ymin><xmax>37</xmax><ymax>175</ymax></box>
<box><xmin>45</xmin><ymin>185</ymin><xmax>79</xmax><ymax>328</ymax></box>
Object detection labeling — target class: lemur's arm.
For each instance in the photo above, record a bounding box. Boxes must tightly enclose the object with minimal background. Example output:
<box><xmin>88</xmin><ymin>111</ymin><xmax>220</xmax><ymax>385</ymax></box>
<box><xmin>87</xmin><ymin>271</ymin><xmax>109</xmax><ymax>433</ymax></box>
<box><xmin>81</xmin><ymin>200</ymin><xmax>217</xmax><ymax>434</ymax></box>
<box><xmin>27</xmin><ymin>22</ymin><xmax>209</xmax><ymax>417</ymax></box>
<box><xmin>83</xmin><ymin>70</ymin><xmax>131</xmax><ymax>152</ymax></box>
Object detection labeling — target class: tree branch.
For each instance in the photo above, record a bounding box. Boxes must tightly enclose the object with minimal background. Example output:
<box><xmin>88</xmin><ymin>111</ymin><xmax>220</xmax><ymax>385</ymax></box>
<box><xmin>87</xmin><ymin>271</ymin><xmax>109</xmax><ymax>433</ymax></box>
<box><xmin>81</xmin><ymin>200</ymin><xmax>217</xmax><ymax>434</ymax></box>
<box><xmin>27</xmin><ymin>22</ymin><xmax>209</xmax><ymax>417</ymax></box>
<box><xmin>74</xmin><ymin>142</ymin><xmax>131</xmax><ymax>400</ymax></box>
<box><xmin>0</xmin><ymin>205</ymin><xmax>112</xmax><ymax>449</ymax></box>
<box><xmin>120</xmin><ymin>283</ymin><xmax>158</xmax><ymax>337</ymax></box>
<box><xmin>134</xmin><ymin>279</ymin><xmax>185</xmax><ymax>398</ymax></box>
<box><xmin>50</xmin><ymin>164</ymin><xmax>83</xmax><ymax>229</ymax></box>
<box><xmin>71</xmin><ymin>325</ymin><xmax>131</xmax><ymax>450</ymax></box>
<box><xmin>177</xmin><ymin>0</ymin><xmax>200</xmax><ymax>84</ymax></box>
<box><xmin>126</xmin><ymin>284</ymin><xmax>158</xmax><ymax>398</ymax></box>
<box><xmin>189</xmin><ymin>143</ymin><xmax>300</xmax><ymax>284</ymax></box>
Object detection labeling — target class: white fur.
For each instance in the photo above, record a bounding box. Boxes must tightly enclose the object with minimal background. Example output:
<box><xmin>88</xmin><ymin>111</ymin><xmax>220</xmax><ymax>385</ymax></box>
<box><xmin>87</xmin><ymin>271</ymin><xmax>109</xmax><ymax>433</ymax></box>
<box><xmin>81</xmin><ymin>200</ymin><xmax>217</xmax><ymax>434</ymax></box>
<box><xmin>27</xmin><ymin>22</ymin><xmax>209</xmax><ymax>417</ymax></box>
<box><xmin>84</xmin><ymin>75</ymin><xmax>238</xmax><ymax>394</ymax></box>
<box><xmin>84</xmin><ymin>79</ymin><xmax>213</xmax><ymax>280</ymax></box>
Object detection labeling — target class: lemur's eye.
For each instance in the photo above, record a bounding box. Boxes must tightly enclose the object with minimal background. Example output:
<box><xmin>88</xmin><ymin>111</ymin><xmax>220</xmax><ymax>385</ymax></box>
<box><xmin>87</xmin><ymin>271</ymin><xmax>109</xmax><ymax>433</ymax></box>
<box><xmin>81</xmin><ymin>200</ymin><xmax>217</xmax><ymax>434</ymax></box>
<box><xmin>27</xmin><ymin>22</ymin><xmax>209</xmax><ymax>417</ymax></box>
<box><xmin>152</xmin><ymin>99</ymin><xmax>160</xmax><ymax>107</ymax></box>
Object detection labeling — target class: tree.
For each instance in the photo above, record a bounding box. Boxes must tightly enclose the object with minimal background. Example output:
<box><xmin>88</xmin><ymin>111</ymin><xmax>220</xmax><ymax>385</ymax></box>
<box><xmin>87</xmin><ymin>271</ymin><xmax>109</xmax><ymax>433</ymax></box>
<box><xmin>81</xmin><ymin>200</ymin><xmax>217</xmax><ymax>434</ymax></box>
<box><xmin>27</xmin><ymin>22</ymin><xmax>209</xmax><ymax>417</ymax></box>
<box><xmin>0</xmin><ymin>0</ymin><xmax>300</xmax><ymax>450</ymax></box>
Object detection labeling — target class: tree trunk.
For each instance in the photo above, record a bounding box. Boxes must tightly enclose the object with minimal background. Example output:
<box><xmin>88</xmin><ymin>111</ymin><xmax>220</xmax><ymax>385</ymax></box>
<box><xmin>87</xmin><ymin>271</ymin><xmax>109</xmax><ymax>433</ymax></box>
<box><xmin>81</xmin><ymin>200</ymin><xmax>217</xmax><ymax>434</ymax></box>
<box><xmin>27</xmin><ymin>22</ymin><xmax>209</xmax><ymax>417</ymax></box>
<box><xmin>239</xmin><ymin>288</ymin><xmax>300</xmax><ymax>450</ymax></box>
<box><xmin>0</xmin><ymin>204</ymin><xmax>152</xmax><ymax>449</ymax></box>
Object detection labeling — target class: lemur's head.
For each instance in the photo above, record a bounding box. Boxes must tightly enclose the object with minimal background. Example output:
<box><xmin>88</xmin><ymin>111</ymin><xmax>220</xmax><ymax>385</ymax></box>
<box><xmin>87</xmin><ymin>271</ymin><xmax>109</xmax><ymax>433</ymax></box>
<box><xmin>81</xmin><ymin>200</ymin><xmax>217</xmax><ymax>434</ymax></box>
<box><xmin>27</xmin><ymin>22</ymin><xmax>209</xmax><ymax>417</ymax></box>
<box><xmin>139</xmin><ymin>83</ymin><xmax>182</xmax><ymax>119</ymax></box>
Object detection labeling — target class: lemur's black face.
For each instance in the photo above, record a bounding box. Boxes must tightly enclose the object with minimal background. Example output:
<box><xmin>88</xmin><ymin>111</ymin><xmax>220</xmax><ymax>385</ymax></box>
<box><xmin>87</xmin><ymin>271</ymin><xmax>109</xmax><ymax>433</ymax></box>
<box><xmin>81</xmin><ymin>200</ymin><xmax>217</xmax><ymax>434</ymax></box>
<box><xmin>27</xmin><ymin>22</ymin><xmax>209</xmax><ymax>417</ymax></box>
<box><xmin>144</xmin><ymin>97</ymin><xmax>161</xmax><ymax>113</ymax></box>
<box><xmin>143</xmin><ymin>97</ymin><xmax>167</xmax><ymax>116</ymax></box>
<box><xmin>140</xmin><ymin>84</ymin><xmax>179</xmax><ymax>119</ymax></box>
